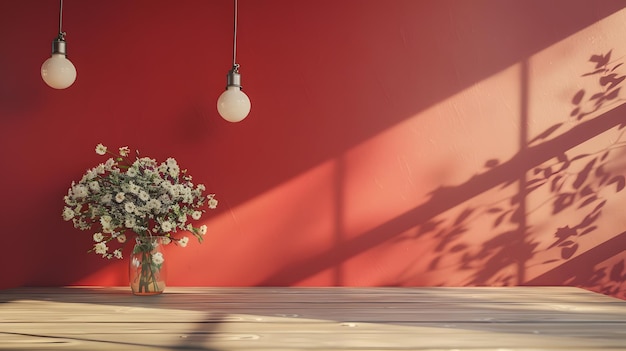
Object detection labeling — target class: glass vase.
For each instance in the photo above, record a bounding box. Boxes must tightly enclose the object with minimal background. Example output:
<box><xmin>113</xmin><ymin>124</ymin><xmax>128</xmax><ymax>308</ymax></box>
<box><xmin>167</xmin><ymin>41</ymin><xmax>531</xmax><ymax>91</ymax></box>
<box><xmin>129</xmin><ymin>236</ymin><xmax>167</xmax><ymax>295</ymax></box>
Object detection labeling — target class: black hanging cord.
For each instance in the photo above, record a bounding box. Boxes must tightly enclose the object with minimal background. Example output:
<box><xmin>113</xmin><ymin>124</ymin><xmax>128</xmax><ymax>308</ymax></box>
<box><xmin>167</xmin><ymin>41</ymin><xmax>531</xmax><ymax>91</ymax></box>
<box><xmin>52</xmin><ymin>0</ymin><xmax>67</xmax><ymax>53</ymax></box>
<box><xmin>233</xmin><ymin>0</ymin><xmax>237</xmax><ymax>67</ymax></box>
<box><xmin>232</xmin><ymin>0</ymin><xmax>238</xmax><ymax>67</ymax></box>
<box><xmin>58</xmin><ymin>0</ymin><xmax>64</xmax><ymax>35</ymax></box>
<box><xmin>224</xmin><ymin>0</ymin><xmax>242</xmax><ymax>87</ymax></box>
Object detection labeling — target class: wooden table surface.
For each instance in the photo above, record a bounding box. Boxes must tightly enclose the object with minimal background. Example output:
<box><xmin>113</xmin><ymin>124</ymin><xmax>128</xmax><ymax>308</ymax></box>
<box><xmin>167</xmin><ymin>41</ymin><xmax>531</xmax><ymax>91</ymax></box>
<box><xmin>1</xmin><ymin>286</ymin><xmax>625</xmax><ymax>350</ymax></box>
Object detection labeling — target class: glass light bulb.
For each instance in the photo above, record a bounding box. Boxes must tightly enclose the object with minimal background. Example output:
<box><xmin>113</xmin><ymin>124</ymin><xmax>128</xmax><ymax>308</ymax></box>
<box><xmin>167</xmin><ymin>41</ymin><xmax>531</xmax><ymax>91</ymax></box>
<box><xmin>41</xmin><ymin>53</ymin><xmax>77</xmax><ymax>89</ymax></box>
<box><xmin>217</xmin><ymin>86</ymin><xmax>251</xmax><ymax>122</ymax></box>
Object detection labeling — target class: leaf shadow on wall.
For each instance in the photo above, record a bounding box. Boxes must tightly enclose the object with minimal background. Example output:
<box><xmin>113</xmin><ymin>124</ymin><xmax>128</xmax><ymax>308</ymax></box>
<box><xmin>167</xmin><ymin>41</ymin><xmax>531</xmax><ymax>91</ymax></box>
<box><xmin>400</xmin><ymin>51</ymin><xmax>626</xmax><ymax>296</ymax></box>
<box><xmin>259</xmin><ymin>52</ymin><xmax>626</xmax><ymax>297</ymax></box>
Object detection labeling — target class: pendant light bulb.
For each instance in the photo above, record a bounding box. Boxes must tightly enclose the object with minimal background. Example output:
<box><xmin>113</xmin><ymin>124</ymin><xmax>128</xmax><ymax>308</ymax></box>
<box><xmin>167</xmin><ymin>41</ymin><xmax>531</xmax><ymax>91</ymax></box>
<box><xmin>41</xmin><ymin>33</ymin><xmax>76</xmax><ymax>89</ymax></box>
<box><xmin>217</xmin><ymin>0</ymin><xmax>250</xmax><ymax>122</ymax></box>
<box><xmin>217</xmin><ymin>65</ymin><xmax>251</xmax><ymax>123</ymax></box>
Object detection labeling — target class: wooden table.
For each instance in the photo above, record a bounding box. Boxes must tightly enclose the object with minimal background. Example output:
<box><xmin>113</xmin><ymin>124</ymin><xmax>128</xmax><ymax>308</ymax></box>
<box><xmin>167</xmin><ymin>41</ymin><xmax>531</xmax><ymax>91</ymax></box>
<box><xmin>1</xmin><ymin>286</ymin><xmax>625</xmax><ymax>350</ymax></box>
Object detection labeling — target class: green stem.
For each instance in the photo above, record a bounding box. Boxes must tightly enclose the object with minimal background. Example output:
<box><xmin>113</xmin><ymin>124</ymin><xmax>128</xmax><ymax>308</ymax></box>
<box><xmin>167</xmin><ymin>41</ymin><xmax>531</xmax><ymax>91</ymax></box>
<box><xmin>138</xmin><ymin>244</ymin><xmax>160</xmax><ymax>293</ymax></box>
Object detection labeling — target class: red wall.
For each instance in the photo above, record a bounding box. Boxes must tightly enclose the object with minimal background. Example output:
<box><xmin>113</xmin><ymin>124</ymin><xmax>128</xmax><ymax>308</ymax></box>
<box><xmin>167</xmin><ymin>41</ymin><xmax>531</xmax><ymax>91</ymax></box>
<box><xmin>1</xmin><ymin>0</ymin><xmax>626</xmax><ymax>298</ymax></box>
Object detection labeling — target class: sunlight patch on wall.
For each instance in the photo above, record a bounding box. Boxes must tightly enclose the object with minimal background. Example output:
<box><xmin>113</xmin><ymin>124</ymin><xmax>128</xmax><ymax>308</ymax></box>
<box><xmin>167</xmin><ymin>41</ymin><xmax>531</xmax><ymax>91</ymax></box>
<box><xmin>337</xmin><ymin>8</ymin><xmax>626</xmax><ymax>287</ymax></box>
<box><xmin>523</xmin><ymin>8</ymin><xmax>626</xmax><ymax>285</ymax></box>
<box><xmin>156</xmin><ymin>8</ymin><xmax>626</xmax><ymax>288</ymax></box>
<box><xmin>168</xmin><ymin>159</ymin><xmax>343</xmax><ymax>285</ymax></box>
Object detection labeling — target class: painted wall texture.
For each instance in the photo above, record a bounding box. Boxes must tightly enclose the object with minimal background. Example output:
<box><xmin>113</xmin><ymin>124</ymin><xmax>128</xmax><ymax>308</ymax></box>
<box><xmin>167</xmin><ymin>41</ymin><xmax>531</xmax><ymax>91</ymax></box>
<box><xmin>1</xmin><ymin>0</ymin><xmax>626</xmax><ymax>298</ymax></box>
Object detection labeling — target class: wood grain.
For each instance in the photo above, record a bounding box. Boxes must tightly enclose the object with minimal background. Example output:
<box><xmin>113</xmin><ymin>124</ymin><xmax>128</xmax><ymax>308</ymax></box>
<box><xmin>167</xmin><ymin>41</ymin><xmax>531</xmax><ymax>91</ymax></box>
<box><xmin>1</xmin><ymin>286</ymin><xmax>625</xmax><ymax>350</ymax></box>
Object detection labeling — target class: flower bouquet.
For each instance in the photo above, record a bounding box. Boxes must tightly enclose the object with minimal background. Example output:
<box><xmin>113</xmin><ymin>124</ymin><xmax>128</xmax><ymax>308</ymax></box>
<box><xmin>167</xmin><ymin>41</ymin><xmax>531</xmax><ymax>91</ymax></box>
<box><xmin>62</xmin><ymin>144</ymin><xmax>217</xmax><ymax>294</ymax></box>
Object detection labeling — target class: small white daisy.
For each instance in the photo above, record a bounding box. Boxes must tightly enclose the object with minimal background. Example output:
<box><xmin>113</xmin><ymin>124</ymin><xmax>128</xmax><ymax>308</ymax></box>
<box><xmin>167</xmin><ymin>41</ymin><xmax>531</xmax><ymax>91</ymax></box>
<box><xmin>152</xmin><ymin>252</ymin><xmax>165</xmax><ymax>265</ymax></box>
<box><xmin>118</xmin><ymin>146</ymin><xmax>130</xmax><ymax>157</ymax></box>
<box><xmin>115</xmin><ymin>192</ymin><xmax>125</xmax><ymax>203</ymax></box>
<box><xmin>62</xmin><ymin>207</ymin><xmax>74</xmax><ymax>221</ymax></box>
<box><xmin>94</xmin><ymin>242</ymin><xmax>108</xmax><ymax>255</ymax></box>
<box><xmin>178</xmin><ymin>236</ymin><xmax>189</xmax><ymax>247</ymax></box>
<box><xmin>93</xmin><ymin>232</ymin><xmax>104</xmax><ymax>242</ymax></box>
<box><xmin>161</xmin><ymin>221</ymin><xmax>173</xmax><ymax>232</ymax></box>
<box><xmin>95</xmin><ymin>143</ymin><xmax>107</xmax><ymax>155</ymax></box>
<box><xmin>113</xmin><ymin>249</ymin><xmax>123</xmax><ymax>259</ymax></box>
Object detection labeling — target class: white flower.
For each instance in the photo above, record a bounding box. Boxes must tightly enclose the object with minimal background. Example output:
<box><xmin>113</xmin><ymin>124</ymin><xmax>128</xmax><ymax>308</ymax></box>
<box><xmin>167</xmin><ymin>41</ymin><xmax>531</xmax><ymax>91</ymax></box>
<box><xmin>115</xmin><ymin>192</ymin><xmax>125</xmax><ymax>203</ymax></box>
<box><xmin>152</xmin><ymin>252</ymin><xmax>165</xmax><ymax>265</ymax></box>
<box><xmin>84</xmin><ymin>169</ymin><xmax>98</xmax><ymax>181</ymax></box>
<box><xmin>100</xmin><ymin>215</ymin><xmax>112</xmax><ymax>225</ymax></box>
<box><xmin>62</xmin><ymin>207</ymin><xmax>74</xmax><ymax>221</ymax></box>
<box><xmin>182</xmin><ymin>193</ymin><xmax>193</xmax><ymax>204</ymax></box>
<box><xmin>94</xmin><ymin>242</ymin><xmax>108</xmax><ymax>255</ymax></box>
<box><xmin>100</xmin><ymin>215</ymin><xmax>114</xmax><ymax>233</ymax></box>
<box><xmin>178</xmin><ymin>236</ymin><xmax>189</xmax><ymax>247</ymax></box>
<box><xmin>166</xmin><ymin>158</ymin><xmax>177</xmax><ymax>167</ymax></box>
<box><xmin>176</xmin><ymin>184</ymin><xmax>186</xmax><ymax>195</ymax></box>
<box><xmin>113</xmin><ymin>249</ymin><xmax>123</xmax><ymax>259</ymax></box>
<box><xmin>104</xmin><ymin>158</ymin><xmax>115</xmax><ymax>170</ymax></box>
<box><xmin>100</xmin><ymin>193</ymin><xmax>112</xmax><ymax>204</ymax></box>
<box><xmin>208</xmin><ymin>197</ymin><xmax>218</xmax><ymax>209</ymax></box>
<box><xmin>151</xmin><ymin>173</ymin><xmax>162</xmax><ymax>184</ymax></box>
<box><xmin>138</xmin><ymin>191</ymin><xmax>150</xmax><ymax>202</ymax></box>
<box><xmin>139</xmin><ymin>157</ymin><xmax>157</xmax><ymax>168</ymax></box>
<box><xmin>160</xmin><ymin>181</ymin><xmax>172</xmax><ymax>190</ymax></box>
<box><xmin>64</xmin><ymin>144</ymin><xmax>219</xmax><ymax>261</ymax></box>
<box><xmin>169</xmin><ymin>165</ymin><xmax>180</xmax><ymax>178</ymax></box>
<box><xmin>168</xmin><ymin>185</ymin><xmax>180</xmax><ymax>198</ymax></box>
<box><xmin>147</xmin><ymin>198</ymin><xmax>162</xmax><ymax>210</ymax></box>
<box><xmin>128</xmin><ymin>182</ymin><xmax>141</xmax><ymax>194</ymax></box>
<box><xmin>158</xmin><ymin>163</ymin><xmax>168</xmax><ymax>174</ymax></box>
<box><xmin>124</xmin><ymin>217</ymin><xmax>136</xmax><ymax>228</ymax></box>
<box><xmin>93</xmin><ymin>233</ymin><xmax>104</xmax><ymax>242</ymax></box>
<box><xmin>161</xmin><ymin>221</ymin><xmax>173</xmax><ymax>232</ymax></box>
<box><xmin>124</xmin><ymin>202</ymin><xmax>136</xmax><ymax>213</ymax></box>
<box><xmin>95</xmin><ymin>143</ymin><xmax>107</xmax><ymax>155</ymax></box>
<box><xmin>88</xmin><ymin>181</ymin><xmax>100</xmax><ymax>192</ymax></box>
<box><xmin>206</xmin><ymin>194</ymin><xmax>218</xmax><ymax>209</ymax></box>
<box><xmin>119</xmin><ymin>146</ymin><xmax>130</xmax><ymax>157</ymax></box>
<box><xmin>72</xmin><ymin>184</ymin><xmax>89</xmax><ymax>198</ymax></box>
